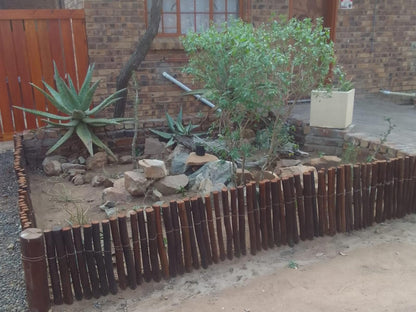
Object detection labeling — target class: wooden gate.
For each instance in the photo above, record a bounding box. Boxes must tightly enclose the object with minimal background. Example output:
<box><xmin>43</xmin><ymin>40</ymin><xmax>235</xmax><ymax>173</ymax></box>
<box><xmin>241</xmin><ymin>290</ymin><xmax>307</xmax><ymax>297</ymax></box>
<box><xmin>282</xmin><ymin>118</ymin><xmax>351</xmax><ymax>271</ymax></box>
<box><xmin>0</xmin><ymin>9</ymin><xmax>88</xmax><ymax>141</ymax></box>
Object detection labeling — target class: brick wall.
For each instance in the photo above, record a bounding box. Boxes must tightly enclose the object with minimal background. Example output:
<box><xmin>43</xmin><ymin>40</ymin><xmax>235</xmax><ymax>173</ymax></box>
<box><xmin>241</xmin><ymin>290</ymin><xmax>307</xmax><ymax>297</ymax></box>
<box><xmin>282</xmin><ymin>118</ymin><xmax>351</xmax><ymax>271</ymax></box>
<box><xmin>84</xmin><ymin>0</ymin><xmax>416</xmax><ymax>120</ymax></box>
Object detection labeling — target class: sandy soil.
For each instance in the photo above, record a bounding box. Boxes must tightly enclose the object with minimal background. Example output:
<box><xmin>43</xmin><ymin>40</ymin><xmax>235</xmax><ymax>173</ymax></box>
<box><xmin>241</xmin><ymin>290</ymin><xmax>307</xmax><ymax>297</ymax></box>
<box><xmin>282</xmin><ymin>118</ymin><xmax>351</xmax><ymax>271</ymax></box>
<box><xmin>52</xmin><ymin>214</ymin><xmax>416</xmax><ymax>312</ymax></box>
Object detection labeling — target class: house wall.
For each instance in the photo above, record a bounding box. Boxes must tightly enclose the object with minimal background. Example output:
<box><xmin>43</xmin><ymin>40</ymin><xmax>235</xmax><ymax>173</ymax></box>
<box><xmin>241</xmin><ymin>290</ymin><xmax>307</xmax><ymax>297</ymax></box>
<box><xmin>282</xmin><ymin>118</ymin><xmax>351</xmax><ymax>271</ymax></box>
<box><xmin>0</xmin><ymin>0</ymin><xmax>62</xmax><ymax>9</ymax></box>
<box><xmin>64</xmin><ymin>0</ymin><xmax>83</xmax><ymax>9</ymax></box>
<box><xmin>83</xmin><ymin>0</ymin><xmax>416</xmax><ymax>120</ymax></box>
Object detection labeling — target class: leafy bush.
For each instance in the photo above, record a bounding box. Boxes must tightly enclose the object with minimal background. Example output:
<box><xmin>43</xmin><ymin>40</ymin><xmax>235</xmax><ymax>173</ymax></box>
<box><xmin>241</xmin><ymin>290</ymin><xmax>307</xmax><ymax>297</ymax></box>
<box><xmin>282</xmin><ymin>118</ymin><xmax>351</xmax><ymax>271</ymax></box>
<box><xmin>181</xmin><ymin>17</ymin><xmax>335</xmax><ymax>170</ymax></box>
<box><xmin>14</xmin><ymin>63</ymin><xmax>126</xmax><ymax>158</ymax></box>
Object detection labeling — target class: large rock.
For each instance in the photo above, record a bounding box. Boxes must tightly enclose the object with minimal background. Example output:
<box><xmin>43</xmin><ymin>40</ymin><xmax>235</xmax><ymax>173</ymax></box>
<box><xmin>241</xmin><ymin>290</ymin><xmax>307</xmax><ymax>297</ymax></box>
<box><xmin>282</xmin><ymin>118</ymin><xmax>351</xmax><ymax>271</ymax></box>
<box><xmin>188</xmin><ymin>160</ymin><xmax>234</xmax><ymax>190</ymax></box>
<box><xmin>91</xmin><ymin>175</ymin><xmax>114</xmax><ymax>188</ymax></box>
<box><xmin>155</xmin><ymin>174</ymin><xmax>189</xmax><ymax>196</ymax></box>
<box><xmin>168</xmin><ymin>144</ymin><xmax>190</xmax><ymax>175</ymax></box>
<box><xmin>86</xmin><ymin>152</ymin><xmax>108</xmax><ymax>170</ymax></box>
<box><xmin>144</xmin><ymin>137</ymin><xmax>166</xmax><ymax>156</ymax></box>
<box><xmin>102</xmin><ymin>178</ymin><xmax>132</xmax><ymax>203</ymax></box>
<box><xmin>119</xmin><ymin>155</ymin><xmax>133</xmax><ymax>164</ymax></box>
<box><xmin>42</xmin><ymin>158</ymin><xmax>62</xmax><ymax>176</ymax></box>
<box><xmin>186</xmin><ymin>152</ymin><xmax>218</xmax><ymax>166</ymax></box>
<box><xmin>124</xmin><ymin>170</ymin><xmax>150</xmax><ymax>196</ymax></box>
<box><xmin>307</xmin><ymin>156</ymin><xmax>342</xmax><ymax>170</ymax></box>
<box><xmin>194</xmin><ymin>178</ymin><xmax>226</xmax><ymax>195</ymax></box>
<box><xmin>61</xmin><ymin>163</ymin><xmax>87</xmax><ymax>172</ymax></box>
<box><xmin>138</xmin><ymin>159</ymin><xmax>168</xmax><ymax>179</ymax></box>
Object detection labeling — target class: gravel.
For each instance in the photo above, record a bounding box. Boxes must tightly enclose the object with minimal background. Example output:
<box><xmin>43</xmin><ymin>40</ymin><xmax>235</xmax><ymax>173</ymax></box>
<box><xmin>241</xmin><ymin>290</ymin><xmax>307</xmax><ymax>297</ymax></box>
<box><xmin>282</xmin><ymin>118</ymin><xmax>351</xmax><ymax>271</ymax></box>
<box><xmin>0</xmin><ymin>150</ymin><xmax>27</xmax><ymax>311</ymax></box>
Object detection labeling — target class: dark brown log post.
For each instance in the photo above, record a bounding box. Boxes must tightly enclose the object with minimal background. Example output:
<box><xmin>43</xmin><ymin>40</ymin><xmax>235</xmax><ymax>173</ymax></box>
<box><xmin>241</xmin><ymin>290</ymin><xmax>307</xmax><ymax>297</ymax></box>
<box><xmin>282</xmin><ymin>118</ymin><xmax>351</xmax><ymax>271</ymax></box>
<box><xmin>376</xmin><ymin>161</ymin><xmax>386</xmax><ymax>223</ymax></box>
<box><xmin>162</xmin><ymin>203</ymin><xmax>177</xmax><ymax>277</ymax></box>
<box><xmin>204</xmin><ymin>195</ymin><xmax>219</xmax><ymax>263</ymax></box>
<box><xmin>118</xmin><ymin>215</ymin><xmax>137</xmax><ymax>289</ymax></box>
<box><xmin>344</xmin><ymin>165</ymin><xmax>353</xmax><ymax>232</ymax></box>
<box><xmin>303</xmin><ymin>172</ymin><xmax>314</xmax><ymax>240</ymax></box>
<box><xmin>153</xmin><ymin>205</ymin><xmax>169</xmax><ymax>279</ymax></box>
<box><xmin>83</xmin><ymin>225</ymin><xmax>101</xmax><ymax>298</ymax></box>
<box><xmin>109</xmin><ymin>217</ymin><xmax>127</xmax><ymax>290</ymax></box>
<box><xmin>276</xmin><ymin>178</ymin><xmax>287</xmax><ymax>244</ymax></box>
<box><xmin>230</xmin><ymin>188</ymin><xmax>241</xmax><ymax>257</ymax></box>
<box><xmin>20</xmin><ymin>228</ymin><xmax>50</xmax><ymax>312</ymax></box>
<box><xmin>52</xmin><ymin>227</ymin><xmax>73</xmax><ymax>304</ymax></box>
<box><xmin>197</xmin><ymin>197</ymin><xmax>212</xmax><ymax>265</ymax></box>
<box><xmin>251</xmin><ymin>182</ymin><xmax>262</xmax><ymax>251</ymax></box>
<box><xmin>212</xmin><ymin>191</ymin><xmax>226</xmax><ymax>261</ymax></box>
<box><xmin>384</xmin><ymin>161</ymin><xmax>393</xmax><ymax>220</ymax></box>
<box><xmin>271</xmin><ymin>179</ymin><xmax>282</xmax><ymax>246</ymax></box>
<box><xmin>360</xmin><ymin>163</ymin><xmax>370</xmax><ymax>227</ymax></box>
<box><xmin>327</xmin><ymin>168</ymin><xmax>337</xmax><ymax>236</ymax></box>
<box><xmin>265</xmin><ymin>180</ymin><xmax>274</xmax><ymax>249</ymax></box>
<box><xmin>246</xmin><ymin>182</ymin><xmax>257</xmax><ymax>254</ymax></box>
<box><xmin>191</xmin><ymin>197</ymin><xmax>208</xmax><ymax>268</ymax></box>
<box><xmin>145</xmin><ymin>207</ymin><xmax>162</xmax><ymax>282</ymax></box>
<box><xmin>170</xmin><ymin>201</ymin><xmax>185</xmax><ymax>274</ymax></box>
<box><xmin>137</xmin><ymin>209</ymin><xmax>152</xmax><ymax>282</ymax></box>
<box><xmin>237</xmin><ymin>186</ymin><xmax>247</xmax><ymax>254</ymax></box>
<box><xmin>44</xmin><ymin>230</ymin><xmax>62</xmax><ymax>304</ymax></box>
<box><xmin>129</xmin><ymin>212</ymin><xmax>143</xmax><ymax>285</ymax></box>
<box><xmin>221</xmin><ymin>188</ymin><xmax>234</xmax><ymax>260</ymax></box>
<box><xmin>184</xmin><ymin>198</ymin><xmax>200</xmax><ymax>269</ymax></box>
<box><xmin>310</xmin><ymin>171</ymin><xmax>319</xmax><ymax>237</ymax></box>
<box><xmin>369</xmin><ymin>161</ymin><xmax>378</xmax><ymax>224</ymax></box>
<box><xmin>336</xmin><ymin>166</ymin><xmax>346</xmax><ymax>232</ymax></box>
<box><xmin>178</xmin><ymin>200</ymin><xmax>193</xmax><ymax>272</ymax></box>
<box><xmin>317</xmin><ymin>170</ymin><xmax>326</xmax><ymax>236</ymax></box>
<box><xmin>282</xmin><ymin>178</ymin><xmax>295</xmax><ymax>247</ymax></box>
<box><xmin>101</xmin><ymin>220</ymin><xmax>118</xmax><ymax>294</ymax></box>
<box><xmin>91</xmin><ymin>222</ymin><xmax>110</xmax><ymax>295</ymax></box>
<box><xmin>353</xmin><ymin>165</ymin><xmax>362</xmax><ymax>230</ymax></box>
<box><xmin>411</xmin><ymin>156</ymin><xmax>416</xmax><ymax>213</ymax></box>
<box><xmin>72</xmin><ymin>225</ymin><xmax>92</xmax><ymax>299</ymax></box>
<box><xmin>62</xmin><ymin>227</ymin><xmax>83</xmax><ymax>300</ymax></box>
<box><xmin>392</xmin><ymin>158</ymin><xmax>399</xmax><ymax>218</ymax></box>
<box><xmin>258</xmin><ymin>181</ymin><xmax>268</xmax><ymax>250</ymax></box>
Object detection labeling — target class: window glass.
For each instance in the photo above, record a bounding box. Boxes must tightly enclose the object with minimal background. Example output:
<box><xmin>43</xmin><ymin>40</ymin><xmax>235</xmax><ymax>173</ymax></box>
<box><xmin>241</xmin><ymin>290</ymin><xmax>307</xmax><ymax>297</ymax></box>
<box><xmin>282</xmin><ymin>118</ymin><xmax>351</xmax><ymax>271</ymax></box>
<box><xmin>180</xmin><ymin>0</ymin><xmax>195</xmax><ymax>13</ymax></box>
<box><xmin>196</xmin><ymin>1</ymin><xmax>210</xmax><ymax>12</ymax></box>
<box><xmin>163</xmin><ymin>13</ymin><xmax>178</xmax><ymax>33</ymax></box>
<box><xmin>227</xmin><ymin>0</ymin><xmax>238</xmax><ymax>13</ymax></box>
<box><xmin>181</xmin><ymin>13</ymin><xmax>195</xmax><ymax>34</ymax></box>
<box><xmin>195</xmin><ymin>14</ymin><xmax>210</xmax><ymax>32</ymax></box>
<box><xmin>163</xmin><ymin>0</ymin><xmax>177</xmax><ymax>12</ymax></box>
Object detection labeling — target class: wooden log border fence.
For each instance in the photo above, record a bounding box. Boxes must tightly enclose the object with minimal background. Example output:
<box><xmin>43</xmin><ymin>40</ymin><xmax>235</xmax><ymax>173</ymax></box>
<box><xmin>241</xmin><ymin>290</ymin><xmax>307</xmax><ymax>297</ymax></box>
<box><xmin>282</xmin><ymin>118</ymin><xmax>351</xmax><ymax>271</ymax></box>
<box><xmin>14</xmin><ymin>135</ymin><xmax>416</xmax><ymax>310</ymax></box>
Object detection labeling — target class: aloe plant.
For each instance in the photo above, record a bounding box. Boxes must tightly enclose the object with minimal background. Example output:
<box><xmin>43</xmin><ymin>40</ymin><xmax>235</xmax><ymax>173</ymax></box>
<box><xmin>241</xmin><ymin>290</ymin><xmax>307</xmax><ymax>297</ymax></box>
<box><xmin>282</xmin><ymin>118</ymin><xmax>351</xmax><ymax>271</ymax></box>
<box><xmin>14</xmin><ymin>63</ymin><xmax>126</xmax><ymax>158</ymax></box>
<box><xmin>150</xmin><ymin>107</ymin><xmax>199</xmax><ymax>147</ymax></box>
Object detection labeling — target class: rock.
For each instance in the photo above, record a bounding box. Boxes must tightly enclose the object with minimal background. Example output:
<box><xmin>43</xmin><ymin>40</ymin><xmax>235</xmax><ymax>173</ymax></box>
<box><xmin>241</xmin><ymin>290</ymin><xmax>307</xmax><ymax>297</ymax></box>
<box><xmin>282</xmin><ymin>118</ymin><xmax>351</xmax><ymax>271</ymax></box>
<box><xmin>92</xmin><ymin>175</ymin><xmax>114</xmax><ymax>188</ymax></box>
<box><xmin>188</xmin><ymin>160</ymin><xmax>234</xmax><ymax>190</ymax></box>
<box><xmin>253</xmin><ymin>170</ymin><xmax>278</xmax><ymax>182</ymax></box>
<box><xmin>102</xmin><ymin>178</ymin><xmax>132</xmax><ymax>203</ymax></box>
<box><xmin>71</xmin><ymin>174</ymin><xmax>85</xmax><ymax>185</ymax></box>
<box><xmin>104</xmin><ymin>208</ymin><xmax>117</xmax><ymax>218</ymax></box>
<box><xmin>236</xmin><ymin>168</ymin><xmax>255</xmax><ymax>184</ymax></box>
<box><xmin>144</xmin><ymin>137</ymin><xmax>166</xmax><ymax>156</ymax></box>
<box><xmin>99</xmin><ymin>201</ymin><xmax>116</xmax><ymax>209</ymax></box>
<box><xmin>61</xmin><ymin>163</ymin><xmax>87</xmax><ymax>172</ymax></box>
<box><xmin>278</xmin><ymin>165</ymin><xmax>318</xmax><ymax>185</ymax></box>
<box><xmin>155</xmin><ymin>174</ymin><xmax>189</xmax><ymax>196</ymax></box>
<box><xmin>78</xmin><ymin>156</ymin><xmax>86</xmax><ymax>165</ymax></box>
<box><xmin>150</xmin><ymin>188</ymin><xmax>163</xmax><ymax>201</ymax></box>
<box><xmin>124</xmin><ymin>170</ymin><xmax>150</xmax><ymax>196</ymax></box>
<box><xmin>168</xmin><ymin>144</ymin><xmax>190</xmax><ymax>175</ymax></box>
<box><xmin>86</xmin><ymin>152</ymin><xmax>108</xmax><ymax>170</ymax></box>
<box><xmin>195</xmin><ymin>178</ymin><xmax>226</xmax><ymax>195</ymax></box>
<box><xmin>107</xmin><ymin>154</ymin><xmax>118</xmax><ymax>164</ymax></box>
<box><xmin>68</xmin><ymin>168</ymin><xmax>86</xmax><ymax>177</ymax></box>
<box><xmin>119</xmin><ymin>155</ymin><xmax>133</xmax><ymax>164</ymax></box>
<box><xmin>42</xmin><ymin>155</ymin><xmax>68</xmax><ymax>165</ymax></box>
<box><xmin>276</xmin><ymin>159</ymin><xmax>302</xmax><ymax>168</ymax></box>
<box><xmin>43</xmin><ymin>159</ymin><xmax>62</xmax><ymax>176</ymax></box>
<box><xmin>186</xmin><ymin>152</ymin><xmax>219</xmax><ymax>167</ymax></box>
<box><xmin>138</xmin><ymin>159</ymin><xmax>168</xmax><ymax>179</ymax></box>
<box><xmin>307</xmin><ymin>156</ymin><xmax>342</xmax><ymax>170</ymax></box>
<box><xmin>84</xmin><ymin>172</ymin><xmax>95</xmax><ymax>184</ymax></box>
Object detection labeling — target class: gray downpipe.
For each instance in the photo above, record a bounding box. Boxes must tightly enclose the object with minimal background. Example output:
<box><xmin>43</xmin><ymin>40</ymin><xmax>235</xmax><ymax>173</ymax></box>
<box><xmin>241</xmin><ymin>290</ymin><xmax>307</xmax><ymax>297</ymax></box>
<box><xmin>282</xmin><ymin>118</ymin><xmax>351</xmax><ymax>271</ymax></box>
<box><xmin>162</xmin><ymin>72</ymin><xmax>220</xmax><ymax>111</ymax></box>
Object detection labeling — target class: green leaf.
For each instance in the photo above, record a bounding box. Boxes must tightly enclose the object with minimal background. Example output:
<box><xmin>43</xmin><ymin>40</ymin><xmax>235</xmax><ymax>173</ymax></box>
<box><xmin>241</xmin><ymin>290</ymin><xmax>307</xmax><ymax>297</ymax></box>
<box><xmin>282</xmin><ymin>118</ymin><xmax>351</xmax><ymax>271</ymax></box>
<box><xmin>166</xmin><ymin>137</ymin><xmax>175</xmax><ymax>147</ymax></box>
<box><xmin>177</xmin><ymin>107</ymin><xmax>183</xmax><ymax>125</ymax></box>
<box><xmin>149</xmin><ymin>129</ymin><xmax>173</xmax><ymax>140</ymax></box>
<box><xmin>53</xmin><ymin>62</ymin><xmax>81</xmax><ymax>110</ymax></box>
<box><xmin>30</xmin><ymin>83</ymin><xmax>72</xmax><ymax>115</ymax></box>
<box><xmin>78</xmin><ymin>64</ymin><xmax>95</xmax><ymax>104</ymax></box>
<box><xmin>176</xmin><ymin>121</ymin><xmax>185</xmax><ymax>134</ymax></box>
<box><xmin>86</xmin><ymin>88</ymin><xmax>126</xmax><ymax>116</ymax></box>
<box><xmin>166</xmin><ymin>112</ymin><xmax>175</xmax><ymax>132</ymax></box>
<box><xmin>46</xmin><ymin>127</ymin><xmax>75</xmax><ymax>155</ymax></box>
<box><xmin>90</xmin><ymin>131</ymin><xmax>117</xmax><ymax>159</ymax></box>
<box><xmin>13</xmin><ymin>106</ymin><xmax>72</xmax><ymax>121</ymax></box>
<box><xmin>82</xmin><ymin>117</ymin><xmax>120</xmax><ymax>126</ymax></box>
<box><xmin>42</xmin><ymin>119</ymin><xmax>80</xmax><ymax>128</ymax></box>
<box><xmin>79</xmin><ymin>80</ymin><xmax>100</xmax><ymax>111</ymax></box>
<box><xmin>75</xmin><ymin>123</ymin><xmax>94</xmax><ymax>156</ymax></box>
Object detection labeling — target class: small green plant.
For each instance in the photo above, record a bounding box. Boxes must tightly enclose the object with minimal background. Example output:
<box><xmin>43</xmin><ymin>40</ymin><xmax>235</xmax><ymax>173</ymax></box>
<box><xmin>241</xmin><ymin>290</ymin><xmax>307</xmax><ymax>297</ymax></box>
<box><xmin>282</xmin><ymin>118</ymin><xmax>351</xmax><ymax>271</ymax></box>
<box><xmin>63</xmin><ymin>203</ymin><xmax>89</xmax><ymax>226</ymax></box>
<box><xmin>288</xmin><ymin>260</ymin><xmax>298</xmax><ymax>269</ymax></box>
<box><xmin>150</xmin><ymin>107</ymin><xmax>200</xmax><ymax>147</ymax></box>
<box><xmin>14</xmin><ymin>62</ymin><xmax>127</xmax><ymax>158</ymax></box>
<box><xmin>176</xmin><ymin>185</ymin><xmax>187</xmax><ymax>197</ymax></box>
<box><xmin>367</xmin><ymin>117</ymin><xmax>396</xmax><ymax>162</ymax></box>
<box><xmin>342</xmin><ymin>139</ymin><xmax>359</xmax><ymax>164</ymax></box>
<box><xmin>332</xmin><ymin>65</ymin><xmax>354</xmax><ymax>92</ymax></box>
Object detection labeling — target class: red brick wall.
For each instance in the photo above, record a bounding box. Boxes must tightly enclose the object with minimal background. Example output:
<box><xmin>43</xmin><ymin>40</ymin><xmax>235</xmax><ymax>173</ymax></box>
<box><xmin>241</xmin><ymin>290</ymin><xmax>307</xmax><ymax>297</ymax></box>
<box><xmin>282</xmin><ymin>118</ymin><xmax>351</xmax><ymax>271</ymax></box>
<box><xmin>84</xmin><ymin>0</ymin><xmax>416</xmax><ymax>120</ymax></box>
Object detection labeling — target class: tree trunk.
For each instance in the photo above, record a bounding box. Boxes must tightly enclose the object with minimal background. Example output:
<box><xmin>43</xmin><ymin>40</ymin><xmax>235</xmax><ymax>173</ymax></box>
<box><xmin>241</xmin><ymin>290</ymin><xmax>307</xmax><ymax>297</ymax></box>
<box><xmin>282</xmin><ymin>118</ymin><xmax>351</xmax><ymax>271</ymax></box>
<box><xmin>113</xmin><ymin>0</ymin><xmax>162</xmax><ymax>118</ymax></box>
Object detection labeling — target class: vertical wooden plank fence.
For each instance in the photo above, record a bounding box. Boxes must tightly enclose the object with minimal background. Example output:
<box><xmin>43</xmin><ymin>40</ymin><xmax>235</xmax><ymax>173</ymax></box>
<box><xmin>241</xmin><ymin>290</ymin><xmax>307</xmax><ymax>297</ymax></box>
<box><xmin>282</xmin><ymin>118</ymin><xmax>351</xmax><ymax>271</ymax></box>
<box><xmin>12</xmin><ymin>135</ymin><xmax>416</xmax><ymax>310</ymax></box>
<box><xmin>0</xmin><ymin>10</ymin><xmax>88</xmax><ymax>141</ymax></box>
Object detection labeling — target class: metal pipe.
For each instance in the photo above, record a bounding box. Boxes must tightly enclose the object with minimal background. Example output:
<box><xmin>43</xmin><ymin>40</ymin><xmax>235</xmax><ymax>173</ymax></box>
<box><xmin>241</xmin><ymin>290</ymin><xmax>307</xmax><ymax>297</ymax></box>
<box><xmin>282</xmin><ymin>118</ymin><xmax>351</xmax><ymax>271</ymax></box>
<box><xmin>162</xmin><ymin>72</ymin><xmax>220</xmax><ymax>111</ymax></box>
<box><xmin>380</xmin><ymin>89</ymin><xmax>416</xmax><ymax>98</ymax></box>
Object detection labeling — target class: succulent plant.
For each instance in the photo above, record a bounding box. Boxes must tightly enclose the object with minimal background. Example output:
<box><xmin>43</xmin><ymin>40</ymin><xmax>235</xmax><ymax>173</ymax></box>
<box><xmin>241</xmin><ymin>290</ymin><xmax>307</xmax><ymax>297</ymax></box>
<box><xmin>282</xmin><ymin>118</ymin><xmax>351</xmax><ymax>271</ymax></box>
<box><xmin>14</xmin><ymin>63</ymin><xmax>126</xmax><ymax>158</ymax></box>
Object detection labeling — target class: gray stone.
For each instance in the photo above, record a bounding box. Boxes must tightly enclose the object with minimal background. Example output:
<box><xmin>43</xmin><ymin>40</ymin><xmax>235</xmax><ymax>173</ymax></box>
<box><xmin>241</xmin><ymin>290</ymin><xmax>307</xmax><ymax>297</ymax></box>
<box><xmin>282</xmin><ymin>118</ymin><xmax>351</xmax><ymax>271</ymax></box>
<box><xmin>138</xmin><ymin>159</ymin><xmax>168</xmax><ymax>179</ymax></box>
<box><xmin>43</xmin><ymin>159</ymin><xmax>62</xmax><ymax>176</ymax></box>
<box><xmin>168</xmin><ymin>144</ymin><xmax>190</xmax><ymax>175</ymax></box>
<box><xmin>119</xmin><ymin>155</ymin><xmax>133</xmax><ymax>164</ymax></box>
<box><xmin>188</xmin><ymin>160</ymin><xmax>234</xmax><ymax>190</ymax></box>
<box><xmin>71</xmin><ymin>174</ymin><xmax>85</xmax><ymax>185</ymax></box>
<box><xmin>124</xmin><ymin>170</ymin><xmax>150</xmax><ymax>196</ymax></box>
<box><xmin>92</xmin><ymin>175</ymin><xmax>114</xmax><ymax>188</ymax></box>
<box><xmin>155</xmin><ymin>174</ymin><xmax>189</xmax><ymax>196</ymax></box>
<box><xmin>67</xmin><ymin>168</ymin><xmax>86</xmax><ymax>177</ymax></box>
<box><xmin>307</xmin><ymin>155</ymin><xmax>342</xmax><ymax>170</ymax></box>
<box><xmin>78</xmin><ymin>156</ymin><xmax>86</xmax><ymax>165</ymax></box>
<box><xmin>86</xmin><ymin>152</ymin><xmax>108</xmax><ymax>170</ymax></box>
<box><xmin>104</xmin><ymin>208</ymin><xmax>117</xmax><ymax>218</ymax></box>
<box><xmin>144</xmin><ymin>137</ymin><xmax>166</xmax><ymax>156</ymax></box>
<box><xmin>186</xmin><ymin>152</ymin><xmax>219</xmax><ymax>166</ymax></box>
<box><xmin>102</xmin><ymin>178</ymin><xmax>132</xmax><ymax>203</ymax></box>
<box><xmin>194</xmin><ymin>178</ymin><xmax>226</xmax><ymax>195</ymax></box>
<box><xmin>42</xmin><ymin>155</ymin><xmax>67</xmax><ymax>165</ymax></box>
<box><xmin>276</xmin><ymin>159</ymin><xmax>302</xmax><ymax>168</ymax></box>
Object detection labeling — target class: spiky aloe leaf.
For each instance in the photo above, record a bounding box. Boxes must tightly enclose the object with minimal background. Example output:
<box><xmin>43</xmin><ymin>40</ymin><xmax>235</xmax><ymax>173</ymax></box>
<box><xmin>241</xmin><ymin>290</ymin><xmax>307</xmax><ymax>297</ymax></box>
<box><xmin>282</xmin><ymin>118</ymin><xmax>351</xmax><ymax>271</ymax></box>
<box><xmin>177</xmin><ymin>107</ymin><xmax>183</xmax><ymax>125</ymax></box>
<box><xmin>42</xmin><ymin>119</ymin><xmax>80</xmax><ymax>128</ymax></box>
<box><xmin>79</xmin><ymin>80</ymin><xmax>100</xmax><ymax>111</ymax></box>
<box><xmin>90</xmin><ymin>131</ymin><xmax>116</xmax><ymax>160</ymax></box>
<box><xmin>53</xmin><ymin>62</ymin><xmax>81</xmax><ymax>110</ymax></box>
<box><xmin>75</xmin><ymin>123</ymin><xmax>94</xmax><ymax>156</ymax></box>
<box><xmin>166</xmin><ymin>112</ymin><xmax>175</xmax><ymax>132</ymax></box>
<box><xmin>30</xmin><ymin>83</ymin><xmax>73</xmax><ymax>115</ymax></box>
<box><xmin>175</xmin><ymin>120</ymin><xmax>185</xmax><ymax>134</ymax></box>
<box><xmin>13</xmin><ymin>106</ymin><xmax>72</xmax><ymax>121</ymax></box>
<box><xmin>67</xmin><ymin>75</ymin><xmax>77</xmax><ymax>95</ymax></box>
<box><xmin>166</xmin><ymin>136</ymin><xmax>175</xmax><ymax>147</ymax></box>
<box><xmin>46</xmin><ymin>127</ymin><xmax>75</xmax><ymax>155</ymax></box>
<box><xmin>82</xmin><ymin>117</ymin><xmax>120</xmax><ymax>126</ymax></box>
<box><xmin>149</xmin><ymin>129</ymin><xmax>173</xmax><ymax>140</ymax></box>
<box><xmin>78</xmin><ymin>64</ymin><xmax>95</xmax><ymax>104</ymax></box>
<box><xmin>86</xmin><ymin>88</ymin><xmax>126</xmax><ymax>116</ymax></box>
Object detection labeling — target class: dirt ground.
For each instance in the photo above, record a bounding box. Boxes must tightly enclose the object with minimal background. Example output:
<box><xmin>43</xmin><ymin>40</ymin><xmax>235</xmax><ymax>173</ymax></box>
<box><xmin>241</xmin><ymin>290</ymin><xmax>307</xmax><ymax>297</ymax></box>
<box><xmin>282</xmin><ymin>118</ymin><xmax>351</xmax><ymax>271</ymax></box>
<box><xmin>52</xmin><ymin>214</ymin><xmax>416</xmax><ymax>312</ymax></box>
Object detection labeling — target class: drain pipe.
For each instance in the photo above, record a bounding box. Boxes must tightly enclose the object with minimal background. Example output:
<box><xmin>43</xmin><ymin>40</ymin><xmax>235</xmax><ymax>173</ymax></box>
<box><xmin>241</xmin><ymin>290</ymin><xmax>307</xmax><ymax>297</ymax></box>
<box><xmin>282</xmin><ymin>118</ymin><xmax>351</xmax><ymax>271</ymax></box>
<box><xmin>162</xmin><ymin>72</ymin><xmax>220</xmax><ymax>111</ymax></box>
<box><xmin>380</xmin><ymin>90</ymin><xmax>416</xmax><ymax>97</ymax></box>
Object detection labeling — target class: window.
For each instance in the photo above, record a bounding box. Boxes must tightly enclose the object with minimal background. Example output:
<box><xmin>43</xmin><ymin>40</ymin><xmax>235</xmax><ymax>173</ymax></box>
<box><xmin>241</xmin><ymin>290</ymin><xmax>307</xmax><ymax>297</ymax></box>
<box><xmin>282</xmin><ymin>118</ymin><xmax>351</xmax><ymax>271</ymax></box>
<box><xmin>147</xmin><ymin>0</ymin><xmax>244</xmax><ymax>36</ymax></box>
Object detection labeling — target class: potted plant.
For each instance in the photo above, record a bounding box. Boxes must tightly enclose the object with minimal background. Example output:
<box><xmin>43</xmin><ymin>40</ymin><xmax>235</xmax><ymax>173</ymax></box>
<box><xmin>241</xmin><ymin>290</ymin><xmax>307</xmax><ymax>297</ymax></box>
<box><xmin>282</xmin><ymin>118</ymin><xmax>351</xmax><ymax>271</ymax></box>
<box><xmin>310</xmin><ymin>66</ymin><xmax>355</xmax><ymax>129</ymax></box>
